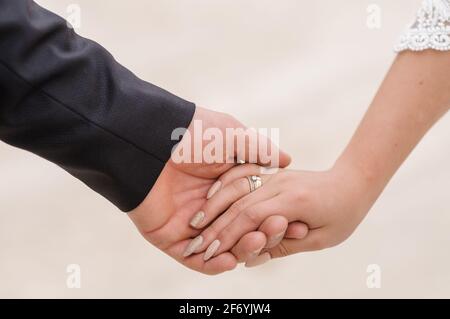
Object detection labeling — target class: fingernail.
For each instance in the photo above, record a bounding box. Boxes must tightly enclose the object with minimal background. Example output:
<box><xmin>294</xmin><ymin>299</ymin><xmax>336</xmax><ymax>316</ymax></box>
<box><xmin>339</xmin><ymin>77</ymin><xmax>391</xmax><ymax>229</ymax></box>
<box><xmin>183</xmin><ymin>235</ymin><xmax>204</xmax><ymax>257</ymax></box>
<box><xmin>204</xmin><ymin>239</ymin><xmax>221</xmax><ymax>261</ymax></box>
<box><xmin>266</xmin><ymin>232</ymin><xmax>285</xmax><ymax>248</ymax></box>
<box><xmin>245</xmin><ymin>252</ymin><xmax>271</xmax><ymax>268</ymax></box>
<box><xmin>207</xmin><ymin>181</ymin><xmax>222</xmax><ymax>199</ymax></box>
<box><xmin>189</xmin><ymin>211</ymin><xmax>205</xmax><ymax>228</ymax></box>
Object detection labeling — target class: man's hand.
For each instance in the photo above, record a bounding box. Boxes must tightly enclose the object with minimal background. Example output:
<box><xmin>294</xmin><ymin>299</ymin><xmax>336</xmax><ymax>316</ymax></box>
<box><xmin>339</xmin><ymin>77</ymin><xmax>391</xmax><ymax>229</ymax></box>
<box><xmin>127</xmin><ymin>107</ymin><xmax>295</xmax><ymax>274</ymax></box>
<box><xmin>187</xmin><ymin>166</ymin><xmax>373</xmax><ymax>263</ymax></box>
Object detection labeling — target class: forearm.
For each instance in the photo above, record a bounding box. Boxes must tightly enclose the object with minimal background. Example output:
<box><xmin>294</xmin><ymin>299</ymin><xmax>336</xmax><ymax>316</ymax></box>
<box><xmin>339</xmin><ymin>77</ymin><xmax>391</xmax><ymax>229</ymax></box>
<box><xmin>336</xmin><ymin>50</ymin><xmax>450</xmax><ymax>202</ymax></box>
<box><xmin>0</xmin><ymin>0</ymin><xmax>195</xmax><ymax>211</ymax></box>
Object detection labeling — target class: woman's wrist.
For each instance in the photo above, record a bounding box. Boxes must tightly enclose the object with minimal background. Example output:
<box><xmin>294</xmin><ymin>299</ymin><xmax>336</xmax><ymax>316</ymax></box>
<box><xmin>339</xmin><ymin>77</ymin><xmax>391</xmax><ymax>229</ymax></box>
<box><xmin>332</xmin><ymin>152</ymin><xmax>388</xmax><ymax>209</ymax></box>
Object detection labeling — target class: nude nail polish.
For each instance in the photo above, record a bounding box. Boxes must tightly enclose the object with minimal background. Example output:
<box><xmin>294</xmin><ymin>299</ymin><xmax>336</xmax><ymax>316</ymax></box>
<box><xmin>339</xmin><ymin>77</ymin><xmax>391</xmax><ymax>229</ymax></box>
<box><xmin>189</xmin><ymin>211</ymin><xmax>205</xmax><ymax>228</ymax></box>
<box><xmin>245</xmin><ymin>252</ymin><xmax>271</xmax><ymax>268</ymax></box>
<box><xmin>204</xmin><ymin>239</ymin><xmax>220</xmax><ymax>261</ymax></box>
<box><xmin>183</xmin><ymin>235</ymin><xmax>204</xmax><ymax>257</ymax></box>
<box><xmin>207</xmin><ymin>181</ymin><xmax>222</xmax><ymax>199</ymax></box>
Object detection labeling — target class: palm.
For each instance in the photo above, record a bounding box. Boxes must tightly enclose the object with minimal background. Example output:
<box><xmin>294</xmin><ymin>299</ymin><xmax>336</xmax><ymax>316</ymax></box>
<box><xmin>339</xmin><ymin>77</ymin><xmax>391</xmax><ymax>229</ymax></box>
<box><xmin>129</xmin><ymin>160</ymin><xmax>237</xmax><ymax>273</ymax></box>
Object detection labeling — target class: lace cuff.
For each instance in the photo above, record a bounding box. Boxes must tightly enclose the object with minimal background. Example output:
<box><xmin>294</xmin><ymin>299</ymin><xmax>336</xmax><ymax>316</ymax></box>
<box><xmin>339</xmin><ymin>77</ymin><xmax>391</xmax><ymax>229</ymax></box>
<box><xmin>395</xmin><ymin>0</ymin><xmax>450</xmax><ymax>52</ymax></box>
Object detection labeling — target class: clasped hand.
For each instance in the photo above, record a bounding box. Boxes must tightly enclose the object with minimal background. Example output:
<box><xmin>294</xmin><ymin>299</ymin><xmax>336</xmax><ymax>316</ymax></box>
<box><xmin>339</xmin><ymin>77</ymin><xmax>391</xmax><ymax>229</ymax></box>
<box><xmin>128</xmin><ymin>107</ymin><xmax>376</xmax><ymax>275</ymax></box>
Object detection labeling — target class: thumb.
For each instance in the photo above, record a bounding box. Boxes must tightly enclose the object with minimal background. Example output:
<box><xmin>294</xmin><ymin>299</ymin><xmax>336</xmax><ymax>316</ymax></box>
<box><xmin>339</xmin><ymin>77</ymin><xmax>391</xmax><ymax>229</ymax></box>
<box><xmin>234</xmin><ymin>127</ymin><xmax>291</xmax><ymax>168</ymax></box>
<box><xmin>267</xmin><ymin>229</ymin><xmax>326</xmax><ymax>258</ymax></box>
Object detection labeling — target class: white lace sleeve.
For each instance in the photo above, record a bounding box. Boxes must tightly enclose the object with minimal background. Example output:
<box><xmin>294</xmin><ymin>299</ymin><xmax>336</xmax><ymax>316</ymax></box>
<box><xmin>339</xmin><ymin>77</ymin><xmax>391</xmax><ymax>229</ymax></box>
<box><xmin>395</xmin><ymin>0</ymin><xmax>450</xmax><ymax>52</ymax></box>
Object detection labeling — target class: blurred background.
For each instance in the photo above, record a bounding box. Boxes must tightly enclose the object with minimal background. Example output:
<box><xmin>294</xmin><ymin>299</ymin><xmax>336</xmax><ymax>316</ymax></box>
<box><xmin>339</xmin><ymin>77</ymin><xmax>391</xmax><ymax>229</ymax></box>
<box><xmin>1</xmin><ymin>0</ymin><xmax>449</xmax><ymax>298</ymax></box>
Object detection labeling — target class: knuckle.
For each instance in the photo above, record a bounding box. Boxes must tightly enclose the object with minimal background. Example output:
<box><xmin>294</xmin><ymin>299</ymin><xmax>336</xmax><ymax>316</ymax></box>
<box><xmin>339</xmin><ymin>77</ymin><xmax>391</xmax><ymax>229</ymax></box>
<box><xmin>224</xmin><ymin>113</ymin><xmax>237</xmax><ymax>123</ymax></box>
<box><xmin>203</xmin><ymin>223</ymin><xmax>220</xmax><ymax>240</ymax></box>
<box><xmin>202</xmin><ymin>198</ymin><xmax>219</xmax><ymax>215</ymax></box>
<box><xmin>242</xmin><ymin>208</ymin><xmax>261</xmax><ymax>226</ymax></box>
<box><xmin>223</xmin><ymin>114</ymin><xmax>241</xmax><ymax>130</ymax></box>
<box><xmin>295</xmin><ymin>188</ymin><xmax>311</xmax><ymax>203</ymax></box>
<box><xmin>218</xmin><ymin>226</ymin><xmax>233</xmax><ymax>241</ymax></box>
<box><xmin>275</xmin><ymin>170</ymin><xmax>290</xmax><ymax>182</ymax></box>
<box><xmin>228</xmin><ymin>199</ymin><xmax>246</xmax><ymax>216</ymax></box>
<box><xmin>219</xmin><ymin>166</ymin><xmax>241</xmax><ymax>184</ymax></box>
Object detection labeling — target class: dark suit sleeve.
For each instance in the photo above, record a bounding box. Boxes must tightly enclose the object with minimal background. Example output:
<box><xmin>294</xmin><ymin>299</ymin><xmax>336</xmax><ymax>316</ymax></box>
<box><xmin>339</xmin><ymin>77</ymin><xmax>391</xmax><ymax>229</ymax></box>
<box><xmin>0</xmin><ymin>0</ymin><xmax>195</xmax><ymax>211</ymax></box>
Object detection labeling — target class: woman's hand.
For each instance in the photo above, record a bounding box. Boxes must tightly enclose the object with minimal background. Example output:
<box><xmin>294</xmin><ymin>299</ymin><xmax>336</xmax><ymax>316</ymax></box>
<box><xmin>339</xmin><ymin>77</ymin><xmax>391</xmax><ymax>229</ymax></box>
<box><xmin>186</xmin><ymin>50</ymin><xmax>450</xmax><ymax>265</ymax></box>
<box><xmin>185</xmin><ymin>162</ymin><xmax>376</xmax><ymax>263</ymax></box>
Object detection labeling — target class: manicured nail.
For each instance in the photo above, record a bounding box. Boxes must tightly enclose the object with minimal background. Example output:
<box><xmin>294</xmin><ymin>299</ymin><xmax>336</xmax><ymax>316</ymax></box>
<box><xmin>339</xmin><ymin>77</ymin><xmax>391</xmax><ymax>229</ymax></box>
<box><xmin>245</xmin><ymin>252</ymin><xmax>271</xmax><ymax>268</ymax></box>
<box><xmin>266</xmin><ymin>231</ymin><xmax>285</xmax><ymax>248</ymax></box>
<box><xmin>189</xmin><ymin>211</ymin><xmax>205</xmax><ymax>228</ymax></box>
<box><xmin>183</xmin><ymin>235</ymin><xmax>204</xmax><ymax>257</ymax></box>
<box><xmin>207</xmin><ymin>181</ymin><xmax>222</xmax><ymax>199</ymax></box>
<box><xmin>204</xmin><ymin>239</ymin><xmax>221</xmax><ymax>261</ymax></box>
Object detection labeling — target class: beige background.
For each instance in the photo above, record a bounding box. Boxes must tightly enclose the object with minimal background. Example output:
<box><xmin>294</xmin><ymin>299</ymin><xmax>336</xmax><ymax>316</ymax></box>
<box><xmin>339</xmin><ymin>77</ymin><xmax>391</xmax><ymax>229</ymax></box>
<box><xmin>0</xmin><ymin>0</ymin><xmax>449</xmax><ymax>298</ymax></box>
